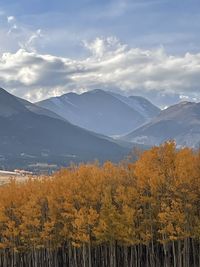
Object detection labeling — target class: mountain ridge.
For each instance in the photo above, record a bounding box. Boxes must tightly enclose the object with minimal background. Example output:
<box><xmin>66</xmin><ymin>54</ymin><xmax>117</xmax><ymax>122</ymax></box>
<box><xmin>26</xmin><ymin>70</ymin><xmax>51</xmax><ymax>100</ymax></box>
<box><xmin>0</xmin><ymin>88</ymin><xmax>128</xmax><ymax>170</ymax></box>
<box><xmin>122</xmin><ymin>101</ymin><xmax>200</xmax><ymax>148</ymax></box>
<box><xmin>36</xmin><ymin>89</ymin><xmax>160</xmax><ymax>136</ymax></box>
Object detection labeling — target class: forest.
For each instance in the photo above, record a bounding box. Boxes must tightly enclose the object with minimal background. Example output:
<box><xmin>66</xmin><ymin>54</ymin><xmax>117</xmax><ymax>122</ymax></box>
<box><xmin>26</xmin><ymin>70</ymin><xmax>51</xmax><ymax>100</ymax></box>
<box><xmin>0</xmin><ymin>142</ymin><xmax>199</xmax><ymax>267</ymax></box>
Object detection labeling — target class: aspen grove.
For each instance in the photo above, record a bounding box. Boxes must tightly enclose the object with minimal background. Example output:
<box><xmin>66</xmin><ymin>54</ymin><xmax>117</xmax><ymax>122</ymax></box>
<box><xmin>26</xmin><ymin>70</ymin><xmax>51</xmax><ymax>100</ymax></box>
<box><xmin>0</xmin><ymin>142</ymin><xmax>200</xmax><ymax>267</ymax></box>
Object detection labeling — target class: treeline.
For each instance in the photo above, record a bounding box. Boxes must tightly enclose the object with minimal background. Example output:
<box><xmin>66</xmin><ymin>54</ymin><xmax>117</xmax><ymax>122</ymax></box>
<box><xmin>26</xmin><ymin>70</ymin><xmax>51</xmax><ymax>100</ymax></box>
<box><xmin>0</xmin><ymin>142</ymin><xmax>200</xmax><ymax>267</ymax></box>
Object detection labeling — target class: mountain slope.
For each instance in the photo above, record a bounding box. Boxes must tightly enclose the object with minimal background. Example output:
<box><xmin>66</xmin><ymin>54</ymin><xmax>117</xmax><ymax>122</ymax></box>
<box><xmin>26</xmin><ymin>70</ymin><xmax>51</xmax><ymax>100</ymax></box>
<box><xmin>122</xmin><ymin>101</ymin><xmax>200</xmax><ymax>148</ymax></box>
<box><xmin>0</xmin><ymin>88</ymin><xmax>28</xmax><ymax>117</ymax></box>
<box><xmin>18</xmin><ymin>97</ymin><xmax>65</xmax><ymax>121</ymax></box>
<box><xmin>36</xmin><ymin>89</ymin><xmax>160</xmax><ymax>136</ymax></box>
<box><xmin>0</xmin><ymin>88</ymin><xmax>128</xmax><ymax>168</ymax></box>
<box><xmin>109</xmin><ymin>92</ymin><xmax>160</xmax><ymax>119</ymax></box>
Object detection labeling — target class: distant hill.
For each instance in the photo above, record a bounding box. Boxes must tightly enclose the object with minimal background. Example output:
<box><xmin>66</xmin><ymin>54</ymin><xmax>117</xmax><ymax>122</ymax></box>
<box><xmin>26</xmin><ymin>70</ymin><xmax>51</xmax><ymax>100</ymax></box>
<box><xmin>0</xmin><ymin>88</ymin><xmax>128</xmax><ymax>170</ymax></box>
<box><xmin>122</xmin><ymin>101</ymin><xmax>200</xmax><ymax>148</ymax></box>
<box><xmin>36</xmin><ymin>89</ymin><xmax>160</xmax><ymax>136</ymax></box>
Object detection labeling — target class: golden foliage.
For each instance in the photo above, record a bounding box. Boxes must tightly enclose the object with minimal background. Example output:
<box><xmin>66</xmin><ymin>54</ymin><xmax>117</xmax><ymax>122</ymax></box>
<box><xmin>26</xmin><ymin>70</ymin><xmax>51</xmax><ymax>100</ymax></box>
<box><xmin>0</xmin><ymin>141</ymin><xmax>200</xmax><ymax>252</ymax></box>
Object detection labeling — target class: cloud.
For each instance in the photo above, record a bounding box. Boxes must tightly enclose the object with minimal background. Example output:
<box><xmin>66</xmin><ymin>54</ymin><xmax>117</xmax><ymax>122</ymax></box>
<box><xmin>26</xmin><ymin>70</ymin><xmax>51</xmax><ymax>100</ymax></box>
<box><xmin>7</xmin><ymin>15</ymin><xmax>18</xmax><ymax>35</ymax></box>
<box><xmin>0</xmin><ymin>37</ymin><xmax>200</xmax><ymax>104</ymax></box>
<box><xmin>19</xmin><ymin>29</ymin><xmax>43</xmax><ymax>52</ymax></box>
<box><xmin>7</xmin><ymin>16</ymin><xmax>15</xmax><ymax>23</ymax></box>
<box><xmin>7</xmin><ymin>23</ymin><xmax>18</xmax><ymax>35</ymax></box>
<box><xmin>4</xmin><ymin>14</ymin><xmax>43</xmax><ymax>52</ymax></box>
<box><xmin>83</xmin><ymin>37</ymin><xmax>127</xmax><ymax>57</ymax></box>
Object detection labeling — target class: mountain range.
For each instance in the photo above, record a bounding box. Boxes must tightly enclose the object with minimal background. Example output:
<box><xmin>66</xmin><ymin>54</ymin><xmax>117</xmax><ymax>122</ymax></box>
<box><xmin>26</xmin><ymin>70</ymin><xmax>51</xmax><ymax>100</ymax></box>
<box><xmin>1</xmin><ymin>87</ymin><xmax>200</xmax><ymax>171</ymax></box>
<box><xmin>0</xmin><ymin>88</ymin><xmax>128</xmax><ymax>171</ymax></box>
<box><xmin>36</xmin><ymin>89</ymin><xmax>200</xmax><ymax>149</ymax></box>
<box><xmin>37</xmin><ymin>89</ymin><xmax>160</xmax><ymax>136</ymax></box>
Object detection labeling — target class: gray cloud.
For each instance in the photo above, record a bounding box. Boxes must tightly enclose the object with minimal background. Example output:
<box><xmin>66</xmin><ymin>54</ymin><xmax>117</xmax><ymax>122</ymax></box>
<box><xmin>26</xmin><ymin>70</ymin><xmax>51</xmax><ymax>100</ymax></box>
<box><xmin>0</xmin><ymin>37</ymin><xmax>200</xmax><ymax>106</ymax></box>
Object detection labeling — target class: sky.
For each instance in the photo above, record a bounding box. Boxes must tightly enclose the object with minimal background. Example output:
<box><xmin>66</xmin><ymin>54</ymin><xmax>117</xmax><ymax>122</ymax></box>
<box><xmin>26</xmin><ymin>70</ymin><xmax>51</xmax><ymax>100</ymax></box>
<box><xmin>0</xmin><ymin>0</ymin><xmax>200</xmax><ymax>107</ymax></box>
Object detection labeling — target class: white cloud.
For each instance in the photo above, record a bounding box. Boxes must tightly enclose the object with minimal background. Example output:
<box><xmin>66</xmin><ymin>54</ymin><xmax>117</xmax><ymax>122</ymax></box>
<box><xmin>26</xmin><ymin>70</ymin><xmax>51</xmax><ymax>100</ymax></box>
<box><xmin>4</xmin><ymin>15</ymin><xmax>43</xmax><ymax>53</ymax></box>
<box><xmin>19</xmin><ymin>29</ymin><xmax>43</xmax><ymax>52</ymax></box>
<box><xmin>7</xmin><ymin>16</ymin><xmax>15</xmax><ymax>23</ymax></box>
<box><xmin>7</xmin><ymin>23</ymin><xmax>18</xmax><ymax>35</ymax></box>
<box><xmin>83</xmin><ymin>37</ymin><xmax>127</xmax><ymax>58</ymax></box>
<box><xmin>0</xmin><ymin>37</ymin><xmax>200</xmax><ymax>103</ymax></box>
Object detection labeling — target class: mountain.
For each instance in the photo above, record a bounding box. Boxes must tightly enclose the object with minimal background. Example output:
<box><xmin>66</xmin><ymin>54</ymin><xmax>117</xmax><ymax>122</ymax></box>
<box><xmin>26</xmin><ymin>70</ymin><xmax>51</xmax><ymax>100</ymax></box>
<box><xmin>108</xmin><ymin>92</ymin><xmax>160</xmax><ymax>120</ymax></box>
<box><xmin>17</xmin><ymin>97</ymin><xmax>65</xmax><ymax>121</ymax></box>
<box><xmin>0</xmin><ymin>88</ymin><xmax>28</xmax><ymax>117</ymax></box>
<box><xmin>0</xmin><ymin>88</ymin><xmax>128</xmax><ymax>170</ymax></box>
<box><xmin>122</xmin><ymin>101</ymin><xmax>200</xmax><ymax>148</ymax></box>
<box><xmin>36</xmin><ymin>89</ymin><xmax>160</xmax><ymax>136</ymax></box>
